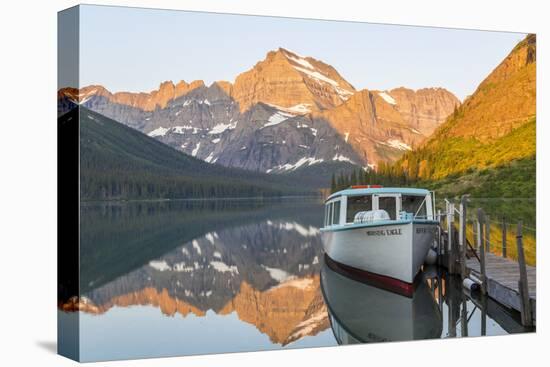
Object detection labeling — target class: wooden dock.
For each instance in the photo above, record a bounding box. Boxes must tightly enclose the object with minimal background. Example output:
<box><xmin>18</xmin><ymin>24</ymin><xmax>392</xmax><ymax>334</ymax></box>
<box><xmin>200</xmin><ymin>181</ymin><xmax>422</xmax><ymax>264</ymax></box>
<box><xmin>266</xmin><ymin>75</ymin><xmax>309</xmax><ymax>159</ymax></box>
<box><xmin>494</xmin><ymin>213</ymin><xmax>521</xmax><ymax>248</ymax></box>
<box><xmin>466</xmin><ymin>253</ymin><xmax>536</xmax><ymax>320</ymax></box>
<box><xmin>440</xmin><ymin>196</ymin><xmax>536</xmax><ymax>326</ymax></box>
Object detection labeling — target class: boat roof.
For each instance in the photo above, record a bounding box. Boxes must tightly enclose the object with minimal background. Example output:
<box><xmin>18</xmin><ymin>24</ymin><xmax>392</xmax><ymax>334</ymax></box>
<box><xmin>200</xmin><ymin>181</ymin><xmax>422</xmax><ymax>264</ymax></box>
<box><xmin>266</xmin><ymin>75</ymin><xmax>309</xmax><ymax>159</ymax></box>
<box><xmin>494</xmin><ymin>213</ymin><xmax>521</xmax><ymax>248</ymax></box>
<box><xmin>326</xmin><ymin>187</ymin><xmax>431</xmax><ymax>201</ymax></box>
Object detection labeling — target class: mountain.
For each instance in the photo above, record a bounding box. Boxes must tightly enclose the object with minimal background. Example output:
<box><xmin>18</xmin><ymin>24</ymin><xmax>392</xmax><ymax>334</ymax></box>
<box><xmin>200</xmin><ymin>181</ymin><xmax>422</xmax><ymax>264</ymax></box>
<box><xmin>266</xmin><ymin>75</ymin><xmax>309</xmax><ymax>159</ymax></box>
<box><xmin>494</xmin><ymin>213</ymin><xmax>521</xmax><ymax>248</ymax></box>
<box><xmin>388</xmin><ymin>87</ymin><xmax>461</xmax><ymax>137</ymax></box>
<box><xmin>231</xmin><ymin>47</ymin><xmax>356</xmax><ymax>112</ymax></box>
<box><xmin>59</xmin><ymin>80</ymin><xmax>205</xmax><ymax>113</ymax></box>
<box><xmin>58</xmin><ymin>48</ymin><xmax>459</xmax><ymax>172</ymax></box>
<box><xmin>72</xmin><ymin>106</ymin><xmax>316</xmax><ymax>200</ymax></box>
<box><xmin>313</xmin><ymin>87</ymin><xmax>459</xmax><ymax>165</ymax></box>
<box><xmin>397</xmin><ymin>34</ymin><xmax>536</xmax><ymax>181</ymax></box>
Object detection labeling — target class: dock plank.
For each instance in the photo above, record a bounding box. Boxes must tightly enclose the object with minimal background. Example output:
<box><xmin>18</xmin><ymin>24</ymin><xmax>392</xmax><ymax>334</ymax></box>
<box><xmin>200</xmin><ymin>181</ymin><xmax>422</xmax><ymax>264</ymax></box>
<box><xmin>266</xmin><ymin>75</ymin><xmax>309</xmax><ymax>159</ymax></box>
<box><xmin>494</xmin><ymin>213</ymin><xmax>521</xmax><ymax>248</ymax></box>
<box><xmin>466</xmin><ymin>253</ymin><xmax>536</xmax><ymax>318</ymax></box>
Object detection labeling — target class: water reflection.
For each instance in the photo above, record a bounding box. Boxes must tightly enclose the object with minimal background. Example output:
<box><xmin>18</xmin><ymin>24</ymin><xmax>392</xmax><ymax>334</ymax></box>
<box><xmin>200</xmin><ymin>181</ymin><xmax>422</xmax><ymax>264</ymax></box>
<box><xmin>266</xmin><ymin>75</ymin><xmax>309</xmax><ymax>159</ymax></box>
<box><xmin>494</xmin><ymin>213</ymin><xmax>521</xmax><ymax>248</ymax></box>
<box><xmin>60</xmin><ymin>198</ymin><xmax>533</xmax><ymax>361</ymax></box>
<box><xmin>322</xmin><ymin>260</ymin><xmax>532</xmax><ymax>345</ymax></box>
<box><xmin>321</xmin><ymin>262</ymin><xmax>442</xmax><ymax>343</ymax></box>
<box><xmin>80</xmin><ymin>215</ymin><xmax>329</xmax><ymax>345</ymax></box>
<box><xmin>71</xmin><ymin>199</ymin><xmax>336</xmax><ymax>361</ymax></box>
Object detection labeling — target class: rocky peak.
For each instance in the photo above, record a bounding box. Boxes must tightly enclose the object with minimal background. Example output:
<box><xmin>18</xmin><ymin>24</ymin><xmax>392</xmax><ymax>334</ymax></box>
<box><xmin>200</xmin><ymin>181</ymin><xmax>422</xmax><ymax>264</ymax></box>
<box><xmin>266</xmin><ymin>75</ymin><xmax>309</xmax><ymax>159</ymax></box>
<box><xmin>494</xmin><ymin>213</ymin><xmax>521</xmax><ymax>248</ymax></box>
<box><xmin>175</xmin><ymin>80</ymin><xmax>206</xmax><ymax>99</ymax></box>
<box><xmin>385</xmin><ymin>87</ymin><xmax>460</xmax><ymax>137</ymax></box>
<box><xmin>316</xmin><ymin>89</ymin><xmax>416</xmax><ymax>166</ymax></box>
<box><xmin>231</xmin><ymin>48</ymin><xmax>355</xmax><ymax>113</ymax></box>
<box><xmin>212</xmin><ymin>80</ymin><xmax>233</xmax><ymax>97</ymax></box>
<box><xmin>60</xmin><ymin>48</ymin><xmax>461</xmax><ymax>170</ymax></box>
<box><xmin>59</xmin><ymin>80</ymin><xmax>206</xmax><ymax>112</ymax></box>
<box><xmin>439</xmin><ymin>33</ymin><xmax>536</xmax><ymax>142</ymax></box>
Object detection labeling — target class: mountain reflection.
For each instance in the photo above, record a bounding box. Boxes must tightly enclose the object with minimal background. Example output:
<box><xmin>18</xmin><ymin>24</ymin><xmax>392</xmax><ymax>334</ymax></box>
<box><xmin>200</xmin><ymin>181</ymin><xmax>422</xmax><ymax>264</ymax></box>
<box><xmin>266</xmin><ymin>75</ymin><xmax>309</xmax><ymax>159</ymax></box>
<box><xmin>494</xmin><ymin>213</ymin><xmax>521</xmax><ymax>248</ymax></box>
<box><xmin>73</xmin><ymin>199</ymin><xmax>329</xmax><ymax>345</ymax></box>
<box><xmin>63</xmin><ymin>198</ymin><xmax>529</xmax><ymax>361</ymax></box>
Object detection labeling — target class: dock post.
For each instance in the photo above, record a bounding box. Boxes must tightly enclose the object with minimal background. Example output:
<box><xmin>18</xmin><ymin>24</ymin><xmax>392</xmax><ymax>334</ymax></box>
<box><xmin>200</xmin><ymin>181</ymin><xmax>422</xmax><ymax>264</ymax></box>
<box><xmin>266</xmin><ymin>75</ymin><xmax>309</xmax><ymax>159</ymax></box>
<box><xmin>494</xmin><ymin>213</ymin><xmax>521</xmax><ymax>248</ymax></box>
<box><xmin>461</xmin><ymin>295</ymin><xmax>468</xmax><ymax>337</ymax></box>
<box><xmin>459</xmin><ymin>196</ymin><xmax>467</xmax><ymax>279</ymax></box>
<box><xmin>477</xmin><ymin>208</ymin><xmax>487</xmax><ymax>295</ymax></box>
<box><xmin>437</xmin><ymin>209</ymin><xmax>442</xmax><ymax>267</ymax></box>
<box><xmin>516</xmin><ymin>221</ymin><xmax>533</xmax><ymax>327</ymax></box>
<box><xmin>447</xmin><ymin>202</ymin><xmax>455</xmax><ymax>273</ymax></box>
<box><xmin>473</xmin><ymin>217</ymin><xmax>478</xmax><ymax>250</ymax></box>
<box><xmin>481</xmin><ymin>294</ymin><xmax>487</xmax><ymax>336</ymax></box>
<box><xmin>502</xmin><ymin>217</ymin><xmax>507</xmax><ymax>258</ymax></box>
<box><xmin>485</xmin><ymin>215</ymin><xmax>491</xmax><ymax>252</ymax></box>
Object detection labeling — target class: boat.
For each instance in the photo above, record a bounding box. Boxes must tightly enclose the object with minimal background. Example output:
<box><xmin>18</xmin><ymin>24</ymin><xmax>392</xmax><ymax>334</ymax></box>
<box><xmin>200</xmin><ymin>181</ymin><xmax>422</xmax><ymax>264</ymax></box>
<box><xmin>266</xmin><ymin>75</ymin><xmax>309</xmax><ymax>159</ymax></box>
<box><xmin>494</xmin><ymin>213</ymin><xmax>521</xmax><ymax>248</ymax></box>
<box><xmin>320</xmin><ymin>260</ymin><xmax>442</xmax><ymax>344</ymax></box>
<box><xmin>320</xmin><ymin>185</ymin><xmax>438</xmax><ymax>285</ymax></box>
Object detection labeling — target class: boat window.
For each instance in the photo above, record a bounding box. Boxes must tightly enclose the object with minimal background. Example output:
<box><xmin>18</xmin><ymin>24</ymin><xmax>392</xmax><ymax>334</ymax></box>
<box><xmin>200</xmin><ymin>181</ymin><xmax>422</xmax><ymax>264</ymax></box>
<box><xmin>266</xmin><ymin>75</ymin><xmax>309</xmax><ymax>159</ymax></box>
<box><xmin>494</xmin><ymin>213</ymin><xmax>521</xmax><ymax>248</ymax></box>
<box><xmin>324</xmin><ymin>204</ymin><xmax>329</xmax><ymax>226</ymax></box>
<box><xmin>346</xmin><ymin>196</ymin><xmax>372</xmax><ymax>223</ymax></box>
<box><xmin>332</xmin><ymin>201</ymin><xmax>341</xmax><ymax>225</ymax></box>
<box><xmin>328</xmin><ymin>203</ymin><xmax>334</xmax><ymax>225</ymax></box>
<box><xmin>378</xmin><ymin>196</ymin><xmax>397</xmax><ymax>220</ymax></box>
<box><xmin>402</xmin><ymin>195</ymin><xmax>427</xmax><ymax>219</ymax></box>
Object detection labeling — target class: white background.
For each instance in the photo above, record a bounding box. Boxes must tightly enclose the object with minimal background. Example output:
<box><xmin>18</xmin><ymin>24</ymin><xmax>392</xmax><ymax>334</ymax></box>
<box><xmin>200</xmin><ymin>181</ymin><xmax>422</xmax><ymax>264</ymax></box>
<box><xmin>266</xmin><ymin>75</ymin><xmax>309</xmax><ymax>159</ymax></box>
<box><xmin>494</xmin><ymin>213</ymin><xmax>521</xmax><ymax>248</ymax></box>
<box><xmin>0</xmin><ymin>0</ymin><xmax>547</xmax><ymax>366</ymax></box>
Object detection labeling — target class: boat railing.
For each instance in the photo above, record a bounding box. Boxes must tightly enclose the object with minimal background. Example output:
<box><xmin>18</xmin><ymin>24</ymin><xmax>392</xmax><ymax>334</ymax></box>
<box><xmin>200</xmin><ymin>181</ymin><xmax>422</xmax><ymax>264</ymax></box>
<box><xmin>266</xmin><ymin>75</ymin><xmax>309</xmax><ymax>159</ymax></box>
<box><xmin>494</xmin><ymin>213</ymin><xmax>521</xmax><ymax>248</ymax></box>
<box><xmin>413</xmin><ymin>195</ymin><xmax>428</xmax><ymax>220</ymax></box>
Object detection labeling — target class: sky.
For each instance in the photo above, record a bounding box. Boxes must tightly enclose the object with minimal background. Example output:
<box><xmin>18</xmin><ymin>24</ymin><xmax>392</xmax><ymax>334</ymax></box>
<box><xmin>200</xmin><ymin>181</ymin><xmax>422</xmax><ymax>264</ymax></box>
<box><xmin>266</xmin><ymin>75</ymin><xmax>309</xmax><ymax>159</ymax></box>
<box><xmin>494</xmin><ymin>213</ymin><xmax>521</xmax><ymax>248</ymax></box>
<box><xmin>77</xmin><ymin>5</ymin><xmax>526</xmax><ymax>101</ymax></box>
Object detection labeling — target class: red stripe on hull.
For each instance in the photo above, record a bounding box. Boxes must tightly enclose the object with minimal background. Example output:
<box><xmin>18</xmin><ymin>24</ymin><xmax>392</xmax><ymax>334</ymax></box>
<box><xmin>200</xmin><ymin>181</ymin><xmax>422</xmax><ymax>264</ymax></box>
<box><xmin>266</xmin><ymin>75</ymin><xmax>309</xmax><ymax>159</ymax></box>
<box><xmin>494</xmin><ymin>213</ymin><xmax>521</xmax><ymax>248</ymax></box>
<box><xmin>324</xmin><ymin>253</ymin><xmax>418</xmax><ymax>297</ymax></box>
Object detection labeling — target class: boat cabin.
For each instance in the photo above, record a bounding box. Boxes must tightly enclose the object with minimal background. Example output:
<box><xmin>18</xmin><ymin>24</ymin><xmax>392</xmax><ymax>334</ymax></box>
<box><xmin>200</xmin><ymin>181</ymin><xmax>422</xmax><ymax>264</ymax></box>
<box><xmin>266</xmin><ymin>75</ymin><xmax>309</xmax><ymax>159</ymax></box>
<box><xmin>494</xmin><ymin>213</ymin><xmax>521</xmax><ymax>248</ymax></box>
<box><xmin>323</xmin><ymin>186</ymin><xmax>435</xmax><ymax>228</ymax></box>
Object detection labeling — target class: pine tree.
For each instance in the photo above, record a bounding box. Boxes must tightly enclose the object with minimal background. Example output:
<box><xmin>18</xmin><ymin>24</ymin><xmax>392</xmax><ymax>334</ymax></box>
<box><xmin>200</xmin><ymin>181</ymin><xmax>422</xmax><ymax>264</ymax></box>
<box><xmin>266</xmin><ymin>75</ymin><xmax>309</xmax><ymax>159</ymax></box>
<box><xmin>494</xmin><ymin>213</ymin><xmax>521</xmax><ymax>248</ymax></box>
<box><xmin>350</xmin><ymin>170</ymin><xmax>357</xmax><ymax>185</ymax></box>
<box><xmin>330</xmin><ymin>173</ymin><xmax>336</xmax><ymax>193</ymax></box>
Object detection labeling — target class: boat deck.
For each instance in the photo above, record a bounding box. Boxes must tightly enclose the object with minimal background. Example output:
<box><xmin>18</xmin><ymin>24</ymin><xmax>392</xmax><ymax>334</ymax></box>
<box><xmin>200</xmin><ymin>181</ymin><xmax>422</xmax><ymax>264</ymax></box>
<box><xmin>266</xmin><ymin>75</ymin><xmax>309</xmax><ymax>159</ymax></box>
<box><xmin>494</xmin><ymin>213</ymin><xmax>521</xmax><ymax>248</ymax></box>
<box><xmin>466</xmin><ymin>253</ymin><xmax>536</xmax><ymax>319</ymax></box>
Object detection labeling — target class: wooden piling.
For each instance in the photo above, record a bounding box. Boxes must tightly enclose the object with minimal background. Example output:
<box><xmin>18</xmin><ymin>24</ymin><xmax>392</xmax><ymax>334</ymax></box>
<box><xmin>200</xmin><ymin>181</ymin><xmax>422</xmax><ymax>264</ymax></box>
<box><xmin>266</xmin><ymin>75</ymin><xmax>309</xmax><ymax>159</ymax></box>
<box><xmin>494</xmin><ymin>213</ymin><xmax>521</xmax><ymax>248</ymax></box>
<box><xmin>461</xmin><ymin>296</ymin><xmax>469</xmax><ymax>337</ymax></box>
<box><xmin>459</xmin><ymin>196</ymin><xmax>467</xmax><ymax>279</ymax></box>
<box><xmin>481</xmin><ymin>294</ymin><xmax>487</xmax><ymax>336</ymax></box>
<box><xmin>502</xmin><ymin>217</ymin><xmax>507</xmax><ymax>258</ymax></box>
<box><xmin>485</xmin><ymin>215</ymin><xmax>491</xmax><ymax>252</ymax></box>
<box><xmin>516</xmin><ymin>221</ymin><xmax>533</xmax><ymax>326</ymax></box>
<box><xmin>448</xmin><ymin>202</ymin><xmax>458</xmax><ymax>274</ymax></box>
<box><xmin>437</xmin><ymin>209</ymin><xmax>442</xmax><ymax>267</ymax></box>
<box><xmin>477</xmin><ymin>208</ymin><xmax>487</xmax><ymax>295</ymax></box>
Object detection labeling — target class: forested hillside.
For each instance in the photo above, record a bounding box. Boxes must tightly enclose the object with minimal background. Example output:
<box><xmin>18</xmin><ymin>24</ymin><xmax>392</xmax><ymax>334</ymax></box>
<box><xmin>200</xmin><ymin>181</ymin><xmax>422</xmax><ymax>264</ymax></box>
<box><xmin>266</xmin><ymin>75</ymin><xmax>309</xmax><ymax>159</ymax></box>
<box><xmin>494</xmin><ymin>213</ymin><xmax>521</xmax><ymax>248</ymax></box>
<box><xmin>397</xmin><ymin>34</ymin><xmax>536</xmax><ymax>182</ymax></box>
<box><xmin>73</xmin><ymin>107</ymin><xmax>315</xmax><ymax>200</ymax></box>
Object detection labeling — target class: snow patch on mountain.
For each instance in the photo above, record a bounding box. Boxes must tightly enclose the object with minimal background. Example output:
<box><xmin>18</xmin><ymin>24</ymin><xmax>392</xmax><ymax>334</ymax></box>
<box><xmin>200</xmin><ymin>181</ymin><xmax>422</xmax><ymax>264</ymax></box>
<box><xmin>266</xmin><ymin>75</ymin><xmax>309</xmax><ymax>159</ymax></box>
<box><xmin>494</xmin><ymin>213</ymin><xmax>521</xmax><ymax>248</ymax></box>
<box><xmin>172</xmin><ymin>125</ymin><xmax>194</xmax><ymax>134</ymax></box>
<box><xmin>266</xmin><ymin>157</ymin><xmax>324</xmax><ymax>173</ymax></box>
<box><xmin>384</xmin><ymin>139</ymin><xmax>411</xmax><ymax>151</ymax></box>
<box><xmin>265</xmin><ymin>102</ymin><xmax>312</xmax><ymax>115</ymax></box>
<box><xmin>332</xmin><ymin>154</ymin><xmax>354</xmax><ymax>163</ymax></box>
<box><xmin>273</xmin><ymin>278</ymin><xmax>314</xmax><ymax>291</ymax></box>
<box><xmin>378</xmin><ymin>91</ymin><xmax>397</xmax><ymax>105</ymax></box>
<box><xmin>262</xmin><ymin>265</ymin><xmax>293</xmax><ymax>283</ymax></box>
<box><xmin>205</xmin><ymin>233</ymin><xmax>216</xmax><ymax>244</ymax></box>
<box><xmin>208</xmin><ymin>120</ymin><xmax>238</xmax><ymax>134</ymax></box>
<box><xmin>285</xmin><ymin>54</ymin><xmax>315</xmax><ymax>70</ymax></box>
<box><xmin>210</xmin><ymin>261</ymin><xmax>239</xmax><ymax>274</ymax></box>
<box><xmin>287</xmin><ymin>309</ymin><xmax>327</xmax><ymax>341</ymax></box>
<box><xmin>192</xmin><ymin>239</ymin><xmax>202</xmax><ymax>254</ymax></box>
<box><xmin>148</xmin><ymin>127</ymin><xmax>170</xmax><ymax>137</ymax></box>
<box><xmin>204</xmin><ymin>152</ymin><xmax>215</xmax><ymax>163</ymax></box>
<box><xmin>149</xmin><ymin>260</ymin><xmax>171</xmax><ymax>272</ymax></box>
<box><xmin>264</xmin><ymin>111</ymin><xmax>294</xmax><ymax>128</ymax></box>
<box><xmin>268</xmin><ymin>220</ymin><xmax>320</xmax><ymax>237</ymax></box>
<box><xmin>291</xmin><ymin>64</ymin><xmax>353</xmax><ymax>100</ymax></box>
<box><xmin>172</xmin><ymin>262</ymin><xmax>194</xmax><ymax>272</ymax></box>
<box><xmin>191</xmin><ymin>142</ymin><xmax>201</xmax><ymax>157</ymax></box>
<box><xmin>293</xmin><ymin>65</ymin><xmax>339</xmax><ymax>87</ymax></box>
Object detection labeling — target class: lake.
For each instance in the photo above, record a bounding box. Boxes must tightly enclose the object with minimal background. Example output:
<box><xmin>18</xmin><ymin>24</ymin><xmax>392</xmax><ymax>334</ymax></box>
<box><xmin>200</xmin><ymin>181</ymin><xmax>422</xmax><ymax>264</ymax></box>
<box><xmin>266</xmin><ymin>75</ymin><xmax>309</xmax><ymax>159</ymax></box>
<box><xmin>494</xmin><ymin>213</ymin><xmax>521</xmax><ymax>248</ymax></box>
<box><xmin>64</xmin><ymin>197</ymin><xmax>534</xmax><ymax>362</ymax></box>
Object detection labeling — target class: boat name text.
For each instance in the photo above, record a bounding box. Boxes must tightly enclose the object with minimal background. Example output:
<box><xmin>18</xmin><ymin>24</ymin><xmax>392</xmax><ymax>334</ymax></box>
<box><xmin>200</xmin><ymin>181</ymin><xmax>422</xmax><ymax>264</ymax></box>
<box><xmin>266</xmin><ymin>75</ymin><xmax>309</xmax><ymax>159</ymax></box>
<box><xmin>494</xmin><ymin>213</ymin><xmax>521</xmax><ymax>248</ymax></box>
<box><xmin>366</xmin><ymin>228</ymin><xmax>402</xmax><ymax>236</ymax></box>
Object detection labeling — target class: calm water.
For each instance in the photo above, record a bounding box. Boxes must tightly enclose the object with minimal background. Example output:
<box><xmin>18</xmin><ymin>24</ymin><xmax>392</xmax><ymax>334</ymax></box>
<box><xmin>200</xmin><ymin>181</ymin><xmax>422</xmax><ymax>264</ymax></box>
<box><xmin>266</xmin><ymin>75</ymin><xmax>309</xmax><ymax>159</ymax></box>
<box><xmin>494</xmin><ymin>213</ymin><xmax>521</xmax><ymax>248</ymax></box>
<box><xmin>66</xmin><ymin>198</ymin><xmax>533</xmax><ymax>362</ymax></box>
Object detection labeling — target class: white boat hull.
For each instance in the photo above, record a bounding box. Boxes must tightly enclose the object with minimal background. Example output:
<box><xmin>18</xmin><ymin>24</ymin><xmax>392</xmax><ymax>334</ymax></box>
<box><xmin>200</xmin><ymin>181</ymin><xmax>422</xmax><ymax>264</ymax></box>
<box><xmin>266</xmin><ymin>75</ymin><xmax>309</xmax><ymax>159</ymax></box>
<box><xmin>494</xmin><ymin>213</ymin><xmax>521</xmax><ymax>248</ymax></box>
<box><xmin>322</xmin><ymin>222</ymin><xmax>437</xmax><ymax>283</ymax></box>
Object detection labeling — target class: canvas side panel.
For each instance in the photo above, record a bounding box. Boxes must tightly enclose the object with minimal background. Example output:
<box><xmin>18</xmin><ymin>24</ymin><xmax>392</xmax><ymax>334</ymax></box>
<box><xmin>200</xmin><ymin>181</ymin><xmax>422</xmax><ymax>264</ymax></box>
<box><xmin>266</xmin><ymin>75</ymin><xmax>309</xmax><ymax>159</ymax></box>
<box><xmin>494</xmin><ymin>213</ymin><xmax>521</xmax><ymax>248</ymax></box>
<box><xmin>57</xmin><ymin>5</ymin><xmax>80</xmax><ymax>362</ymax></box>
